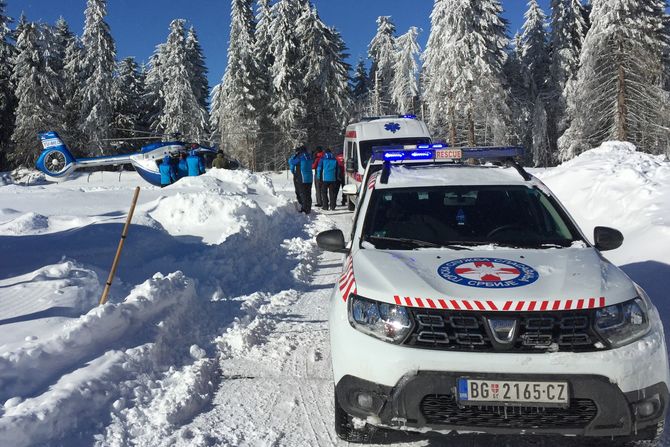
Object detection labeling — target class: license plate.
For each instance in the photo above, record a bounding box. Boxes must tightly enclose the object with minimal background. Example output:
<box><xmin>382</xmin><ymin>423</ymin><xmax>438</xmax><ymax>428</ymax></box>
<box><xmin>435</xmin><ymin>149</ymin><xmax>462</xmax><ymax>160</ymax></box>
<box><xmin>457</xmin><ymin>378</ymin><xmax>569</xmax><ymax>406</ymax></box>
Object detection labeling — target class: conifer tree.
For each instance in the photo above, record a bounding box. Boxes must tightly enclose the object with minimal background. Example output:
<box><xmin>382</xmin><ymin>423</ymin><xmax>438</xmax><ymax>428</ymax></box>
<box><xmin>186</xmin><ymin>26</ymin><xmax>209</xmax><ymax>111</ymax></box>
<box><xmin>391</xmin><ymin>27</ymin><xmax>420</xmax><ymax>115</ymax></box>
<box><xmin>297</xmin><ymin>3</ymin><xmax>351</xmax><ymax>151</ymax></box>
<box><xmin>9</xmin><ymin>23</ymin><xmax>62</xmax><ymax>166</ymax></box>
<box><xmin>422</xmin><ymin>0</ymin><xmax>509</xmax><ymax>146</ymax></box>
<box><xmin>0</xmin><ymin>0</ymin><xmax>14</xmax><ymax>168</ymax></box>
<box><xmin>368</xmin><ymin>16</ymin><xmax>396</xmax><ymax>115</ymax></box>
<box><xmin>61</xmin><ymin>35</ymin><xmax>85</xmax><ymax>152</ymax></box>
<box><xmin>521</xmin><ymin>0</ymin><xmax>552</xmax><ymax>165</ymax></box>
<box><xmin>217</xmin><ymin>0</ymin><xmax>261</xmax><ymax>169</ymax></box>
<box><xmin>269</xmin><ymin>0</ymin><xmax>307</xmax><ymax>152</ymax></box>
<box><xmin>560</xmin><ymin>0</ymin><xmax>670</xmax><ymax>157</ymax></box>
<box><xmin>79</xmin><ymin>0</ymin><xmax>117</xmax><ymax>153</ymax></box>
<box><xmin>143</xmin><ymin>45</ymin><xmax>166</xmax><ymax>134</ymax></box>
<box><xmin>113</xmin><ymin>57</ymin><xmax>145</xmax><ymax>144</ymax></box>
<box><xmin>549</xmin><ymin>0</ymin><xmax>587</xmax><ymax>136</ymax></box>
<box><xmin>352</xmin><ymin>58</ymin><xmax>371</xmax><ymax>119</ymax></box>
<box><xmin>157</xmin><ymin>19</ymin><xmax>209</xmax><ymax>142</ymax></box>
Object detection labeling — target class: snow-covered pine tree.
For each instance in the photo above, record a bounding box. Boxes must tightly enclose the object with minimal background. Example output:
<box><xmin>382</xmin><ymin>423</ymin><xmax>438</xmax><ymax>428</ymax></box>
<box><xmin>48</xmin><ymin>17</ymin><xmax>73</xmax><ymax>75</ymax></box>
<box><xmin>520</xmin><ymin>0</ymin><xmax>553</xmax><ymax>166</ymax></box>
<box><xmin>112</xmin><ymin>57</ymin><xmax>145</xmax><ymax>145</ymax></box>
<box><xmin>61</xmin><ymin>34</ymin><xmax>85</xmax><ymax>152</ymax></box>
<box><xmin>9</xmin><ymin>23</ymin><xmax>62</xmax><ymax>166</ymax></box>
<box><xmin>217</xmin><ymin>0</ymin><xmax>262</xmax><ymax>169</ymax></box>
<box><xmin>142</xmin><ymin>45</ymin><xmax>166</xmax><ymax>135</ymax></box>
<box><xmin>250</xmin><ymin>0</ymin><xmax>277</xmax><ymax>169</ymax></box>
<box><xmin>79</xmin><ymin>0</ymin><xmax>116</xmax><ymax>154</ymax></box>
<box><xmin>0</xmin><ymin>0</ymin><xmax>14</xmax><ymax>168</ymax></box>
<box><xmin>297</xmin><ymin>3</ymin><xmax>351</xmax><ymax>152</ymax></box>
<box><xmin>352</xmin><ymin>58</ymin><xmax>371</xmax><ymax>120</ymax></box>
<box><xmin>504</xmin><ymin>33</ymin><xmax>532</xmax><ymax>149</ymax></box>
<box><xmin>368</xmin><ymin>16</ymin><xmax>396</xmax><ymax>115</ymax></box>
<box><xmin>156</xmin><ymin>19</ymin><xmax>209</xmax><ymax>142</ymax></box>
<box><xmin>186</xmin><ymin>26</ymin><xmax>209</xmax><ymax>111</ymax></box>
<box><xmin>560</xmin><ymin>0</ymin><xmax>670</xmax><ymax>158</ymax></box>
<box><xmin>391</xmin><ymin>27</ymin><xmax>420</xmax><ymax>115</ymax></box>
<box><xmin>422</xmin><ymin>0</ymin><xmax>509</xmax><ymax>146</ymax></box>
<box><xmin>549</xmin><ymin>0</ymin><xmax>587</xmax><ymax>138</ymax></box>
<box><xmin>269</xmin><ymin>0</ymin><xmax>307</xmax><ymax>155</ymax></box>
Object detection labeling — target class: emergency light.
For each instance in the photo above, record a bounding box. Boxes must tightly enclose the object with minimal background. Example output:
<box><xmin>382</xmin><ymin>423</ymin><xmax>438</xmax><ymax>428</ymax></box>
<box><xmin>372</xmin><ymin>145</ymin><xmax>525</xmax><ymax>163</ymax></box>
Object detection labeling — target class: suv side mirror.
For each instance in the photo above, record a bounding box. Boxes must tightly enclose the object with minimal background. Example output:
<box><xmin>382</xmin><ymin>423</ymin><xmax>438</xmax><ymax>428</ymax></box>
<box><xmin>594</xmin><ymin>226</ymin><xmax>624</xmax><ymax>251</ymax></box>
<box><xmin>346</xmin><ymin>159</ymin><xmax>356</xmax><ymax>174</ymax></box>
<box><xmin>316</xmin><ymin>229</ymin><xmax>348</xmax><ymax>253</ymax></box>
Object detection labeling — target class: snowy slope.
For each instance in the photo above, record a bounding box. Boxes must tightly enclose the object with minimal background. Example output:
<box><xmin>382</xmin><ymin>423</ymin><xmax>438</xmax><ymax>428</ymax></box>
<box><xmin>0</xmin><ymin>142</ymin><xmax>668</xmax><ymax>446</ymax></box>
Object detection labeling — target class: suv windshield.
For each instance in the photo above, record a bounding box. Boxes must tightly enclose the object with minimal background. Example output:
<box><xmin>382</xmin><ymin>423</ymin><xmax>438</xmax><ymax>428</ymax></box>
<box><xmin>362</xmin><ymin>186</ymin><xmax>583</xmax><ymax>250</ymax></box>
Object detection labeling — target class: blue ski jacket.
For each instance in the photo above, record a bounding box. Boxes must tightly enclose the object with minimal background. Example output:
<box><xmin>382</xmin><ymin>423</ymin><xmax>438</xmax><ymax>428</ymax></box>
<box><xmin>289</xmin><ymin>152</ymin><xmax>313</xmax><ymax>184</ymax></box>
<box><xmin>186</xmin><ymin>152</ymin><xmax>205</xmax><ymax>176</ymax></box>
<box><xmin>177</xmin><ymin>158</ymin><xmax>189</xmax><ymax>178</ymax></box>
<box><xmin>159</xmin><ymin>156</ymin><xmax>177</xmax><ymax>185</ymax></box>
<box><xmin>317</xmin><ymin>152</ymin><xmax>339</xmax><ymax>182</ymax></box>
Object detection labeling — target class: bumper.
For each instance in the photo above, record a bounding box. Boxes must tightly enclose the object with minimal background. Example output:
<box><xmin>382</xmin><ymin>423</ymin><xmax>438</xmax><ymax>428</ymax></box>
<box><xmin>336</xmin><ymin>373</ymin><xmax>668</xmax><ymax>437</ymax></box>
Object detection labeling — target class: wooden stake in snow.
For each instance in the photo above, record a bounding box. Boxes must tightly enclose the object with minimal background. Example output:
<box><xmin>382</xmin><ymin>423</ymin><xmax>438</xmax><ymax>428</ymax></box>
<box><xmin>99</xmin><ymin>186</ymin><xmax>141</xmax><ymax>306</ymax></box>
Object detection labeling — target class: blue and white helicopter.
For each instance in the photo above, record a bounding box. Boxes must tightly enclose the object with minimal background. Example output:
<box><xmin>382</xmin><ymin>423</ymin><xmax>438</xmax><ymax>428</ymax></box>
<box><xmin>35</xmin><ymin>131</ymin><xmax>219</xmax><ymax>186</ymax></box>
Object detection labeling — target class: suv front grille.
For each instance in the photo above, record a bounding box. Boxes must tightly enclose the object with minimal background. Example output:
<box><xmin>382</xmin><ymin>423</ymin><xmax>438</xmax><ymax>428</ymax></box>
<box><xmin>421</xmin><ymin>395</ymin><xmax>597</xmax><ymax>429</ymax></box>
<box><xmin>404</xmin><ymin>309</ymin><xmax>605</xmax><ymax>352</ymax></box>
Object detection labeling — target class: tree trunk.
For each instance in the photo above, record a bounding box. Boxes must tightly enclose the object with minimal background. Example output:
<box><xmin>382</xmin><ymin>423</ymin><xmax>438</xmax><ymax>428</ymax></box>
<box><xmin>449</xmin><ymin>104</ymin><xmax>457</xmax><ymax>147</ymax></box>
<box><xmin>615</xmin><ymin>62</ymin><xmax>628</xmax><ymax>141</ymax></box>
<box><xmin>467</xmin><ymin>109</ymin><xmax>476</xmax><ymax>147</ymax></box>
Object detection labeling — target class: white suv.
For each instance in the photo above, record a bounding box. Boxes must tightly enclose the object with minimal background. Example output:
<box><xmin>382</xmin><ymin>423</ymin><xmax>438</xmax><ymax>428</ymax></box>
<box><xmin>317</xmin><ymin>145</ymin><xmax>669</xmax><ymax>444</ymax></box>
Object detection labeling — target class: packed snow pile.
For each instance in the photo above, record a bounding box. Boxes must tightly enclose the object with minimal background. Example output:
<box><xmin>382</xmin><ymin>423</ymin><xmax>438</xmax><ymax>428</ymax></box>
<box><xmin>538</xmin><ymin>141</ymin><xmax>670</xmax><ymax>266</ymax></box>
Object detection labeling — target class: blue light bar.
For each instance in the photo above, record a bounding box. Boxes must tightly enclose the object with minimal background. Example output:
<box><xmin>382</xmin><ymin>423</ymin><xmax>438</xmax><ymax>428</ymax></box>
<box><xmin>400</xmin><ymin>114</ymin><xmax>417</xmax><ymax>119</ymax></box>
<box><xmin>461</xmin><ymin>147</ymin><xmax>524</xmax><ymax>159</ymax></box>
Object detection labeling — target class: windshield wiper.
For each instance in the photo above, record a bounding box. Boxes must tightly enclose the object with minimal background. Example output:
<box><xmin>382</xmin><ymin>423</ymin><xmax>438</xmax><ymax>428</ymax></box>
<box><xmin>366</xmin><ymin>236</ymin><xmax>471</xmax><ymax>250</ymax></box>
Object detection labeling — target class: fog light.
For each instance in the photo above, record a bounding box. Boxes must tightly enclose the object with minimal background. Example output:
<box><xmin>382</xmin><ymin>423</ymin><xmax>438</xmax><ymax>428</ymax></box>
<box><xmin>357</xmin><ymin>392</ymin><xmax>374</xmax><ymax>410</ymax></box>
<box><xmin>634</xmin><ymin>394</ymin><xmax>661</xmax><ymax>418</ymax></box>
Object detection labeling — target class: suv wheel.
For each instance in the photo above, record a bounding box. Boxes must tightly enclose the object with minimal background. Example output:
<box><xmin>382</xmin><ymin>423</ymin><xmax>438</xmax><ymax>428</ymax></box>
<box><xmin>334</xmin><ymin>391</ymin><xmax>376</xmax><ymax>443</ymax></box>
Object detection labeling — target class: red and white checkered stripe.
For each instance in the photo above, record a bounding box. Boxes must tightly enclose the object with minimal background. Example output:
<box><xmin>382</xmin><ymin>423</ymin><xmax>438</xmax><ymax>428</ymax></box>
<box><xmin>367</xmin><ymin>173</ymin><xmax>378</xmax><ymax>190</ymax></box>
<box><xmin>339</xmin><ymin>256</ymin><xmax>357</xmax><ymax>301</ymax></box>
<box><xmin>392</xmin><ymin>296</ymin><xmax>607</xmax><ymax>312</ymax></box>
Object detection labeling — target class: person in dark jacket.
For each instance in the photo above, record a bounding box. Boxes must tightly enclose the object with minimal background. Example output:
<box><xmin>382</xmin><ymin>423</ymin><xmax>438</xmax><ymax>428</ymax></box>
<box><xmin>177</xmin><ymin>153</ymin><xmax>188</xmax><ymax>178</ymax></box>
<box><xmin>316</xmin><ymin>148</ymin><xmax>341</xmax><ymax>210</ymax></box>
<box><xmin>336</xmin><ymin>151</ymin><xmax>346</xmax><ymax>205</ymax></box>
<box><xmin>312</xmin><ymin>146</ymin><xmax>325</xmax><ymax>207</ymax></box>
<box><xmin>186</xmin><ymin>150</ymin><xmax>206</xmax><ymax>176</ymax></box>
<box><xmin>213</xmin><ymin>151</ymin><xmax>228</xmax><ymax>169</ymax></box>
<box><xmin>159</xmin><ymin>155</ymin><xmax>177</xmax><ymax>187</ymax></box>
<box><xmin>288</xmin><ymin>146</ymin><xmax>313</xmax><ymax>214</ymax></box>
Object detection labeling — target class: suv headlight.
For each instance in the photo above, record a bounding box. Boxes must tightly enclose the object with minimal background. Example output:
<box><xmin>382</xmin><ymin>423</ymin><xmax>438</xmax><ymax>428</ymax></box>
<box><xmin>594</xmin><ymin>298</ymin><xmax>650</xmax><ymax>347</ymax></box>
<box><xmin>348</xmin><ymin>294</ymin><xmax>413</xmax><ymax>344</ymax></box>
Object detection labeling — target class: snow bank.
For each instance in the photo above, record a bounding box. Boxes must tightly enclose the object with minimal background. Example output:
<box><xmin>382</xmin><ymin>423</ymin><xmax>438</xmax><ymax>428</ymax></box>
<box><xmin>538</xmin><ymin>142</ymin><xmax>670</xmax><ymax>266</ymax></box>
<box><xmin>0</xmin><ymin>272</ymin><xmax>194</xmax><ymax>403</ymax></box>
<box><xmin>0</xmin><ymin>212</ymin><xmax>50</xmax><ymax>235</ymax></box>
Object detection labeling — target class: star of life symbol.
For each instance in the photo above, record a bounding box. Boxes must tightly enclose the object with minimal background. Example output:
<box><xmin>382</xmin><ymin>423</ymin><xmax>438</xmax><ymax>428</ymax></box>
<box><xmin>437</xmin><ymin>258</ymin><xmax>539</xmax><ymax>289</ymax></box>
<box><xmin>384</xmin><ymin>122</ymin><xmax>401</xmax><ymax>133</ymax></box>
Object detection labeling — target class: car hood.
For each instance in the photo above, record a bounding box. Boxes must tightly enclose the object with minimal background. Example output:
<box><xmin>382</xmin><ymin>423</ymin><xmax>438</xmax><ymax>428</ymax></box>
<box><xmin>351</xmin><ymin>247</ymin><xmax>636</xmax><ymax>311</ymax></box>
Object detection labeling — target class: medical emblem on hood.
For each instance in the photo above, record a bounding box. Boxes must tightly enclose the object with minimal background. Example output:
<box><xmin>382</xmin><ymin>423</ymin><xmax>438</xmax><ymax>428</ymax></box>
<box><xmin>487</xmin><ymin>318</ymin><xmax>518</xmax><ymax>344</ymax></box>
<box><xmin>384</xmin><ymin>122</ymin><xmax>401</xmax><ymax>133</ymax></box>
<box><xmin>437</xmin><ymin>258</ymin><xmax>539</xmax><ymax>289</ymax></box>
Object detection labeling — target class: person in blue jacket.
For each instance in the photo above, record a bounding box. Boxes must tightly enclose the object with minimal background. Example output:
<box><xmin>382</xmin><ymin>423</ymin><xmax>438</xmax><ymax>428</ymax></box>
<box><xmin>186</xmin><ymin>150</ymin><xmax>206</xmax><ymax>177</ymax></box>
<box><xmin>177</xmin><ymin>153</ymin><xmax>189</xmax><ymax>178</ymax></box>
<box><xmin>159</xmin><ymin>155</ymin><xmax>177</xmax><ymax>187</ymax></box>
<box><xmin>316</xmin><ymin>148</ymin><xmax>341</xmax><ymax>210</ymax></box>
<box><xmin>288</xmin><ymin>146</ymin><xmax>313</xmax><ymax>214</ymax></box>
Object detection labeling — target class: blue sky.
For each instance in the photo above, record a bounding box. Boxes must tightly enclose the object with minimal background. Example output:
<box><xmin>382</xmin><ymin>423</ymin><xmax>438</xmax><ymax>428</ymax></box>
<box><xmin>8</xmin><ymin>0</ymin><xmax>550</xmax><ymax>87</ymax></box>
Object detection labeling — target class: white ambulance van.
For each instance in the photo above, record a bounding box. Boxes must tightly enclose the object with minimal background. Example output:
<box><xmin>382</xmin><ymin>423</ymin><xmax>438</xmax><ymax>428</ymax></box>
<box><xmin>342</xmin><ymin>115</ymin><xmax>431</xmax><ymax>210</ymax></box>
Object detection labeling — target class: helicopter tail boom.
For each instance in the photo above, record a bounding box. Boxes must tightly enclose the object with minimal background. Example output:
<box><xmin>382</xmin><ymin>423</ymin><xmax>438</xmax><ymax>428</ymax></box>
<box><xmin>36</xmin><ymin>132</ymin><xmax>77</xmax><ymax>177</ymax></box>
